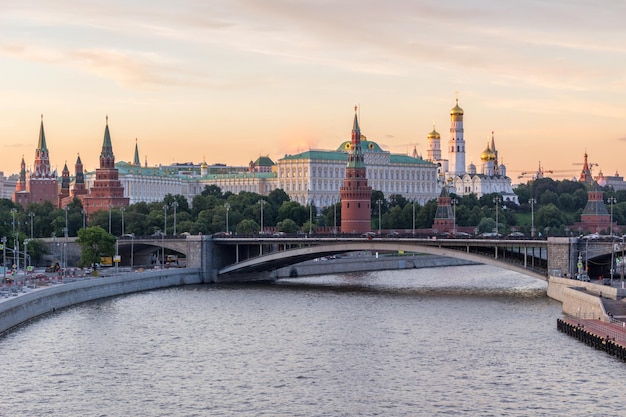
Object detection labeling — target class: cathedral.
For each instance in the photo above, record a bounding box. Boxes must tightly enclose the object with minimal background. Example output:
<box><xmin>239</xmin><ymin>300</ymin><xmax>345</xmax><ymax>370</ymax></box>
<box><xmin>425</xmin><ymin>99</ymin><xmax>518</xmax><ymax>204</ymax></box>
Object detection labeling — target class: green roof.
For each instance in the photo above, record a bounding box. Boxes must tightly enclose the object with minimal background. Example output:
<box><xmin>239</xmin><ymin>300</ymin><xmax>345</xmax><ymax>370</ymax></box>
<box><xmin>254</xmin><ymin>156</ymin><xmax>275</xmax><ymax>166</ymax></box>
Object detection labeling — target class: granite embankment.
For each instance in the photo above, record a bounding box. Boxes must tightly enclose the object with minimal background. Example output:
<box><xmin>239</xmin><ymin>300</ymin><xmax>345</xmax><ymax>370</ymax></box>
<box><xmin>0</xmin><ymin>268</ymin><xmax>203</xmax><ymax>334</ymax></box>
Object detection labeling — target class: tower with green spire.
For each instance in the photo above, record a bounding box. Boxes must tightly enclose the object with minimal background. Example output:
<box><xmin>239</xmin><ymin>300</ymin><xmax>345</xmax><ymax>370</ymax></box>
<box><xmin>340</xmin><ymin>106</ymin><xmax>372</xmax><ymax>233</ymax></box>
<box><xmin>79</xmin><ymin>116</ymin><xmax>129</xmax><ymax>217</ymax></box>
<box><xmin>13</xmin><ymin>115</ymin><xmax>59</xmax><ymax>207</ymax></box>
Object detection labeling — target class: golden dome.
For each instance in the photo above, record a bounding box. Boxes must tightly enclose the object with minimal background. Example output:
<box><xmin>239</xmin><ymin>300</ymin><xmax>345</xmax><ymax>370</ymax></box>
<box><xmin>427</xmin><ymin>128</ymin><xmax>440</xmax><ymax>139</ymax></box>
<box><xmin>481</xmin><ymin>143</ymin><xmax>496</xmax><ymax>162</ymax></box>
<box><xmin>450</xmin><ymin>98</ymin><xmax>464</xmax><ymax>116</ymax></box>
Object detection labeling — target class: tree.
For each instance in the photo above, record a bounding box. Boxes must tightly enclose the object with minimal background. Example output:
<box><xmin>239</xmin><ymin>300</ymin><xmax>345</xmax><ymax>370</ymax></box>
<box><xmin>276</xmin><ymin>218</ymin><xmax>299</xmax><ymax>233</ymax></box>
<box><xmin>236</xmin><ymin>219</ymin><xmax>259</xmax><ymax>235</ymax></box>
<box><xmin>76</xmin><ymin>226</ymin><xmax>116</xmax><ymax>268</ymax></box>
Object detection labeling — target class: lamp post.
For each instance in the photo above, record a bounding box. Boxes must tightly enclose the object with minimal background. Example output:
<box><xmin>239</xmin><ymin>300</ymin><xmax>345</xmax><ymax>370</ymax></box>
<box><xmin>608</xmin><ymin>196</ymin><xmax>617</xmax><ymax>282</ymax></box>
<box><xmin>122</xmin><ymin>233</ymin><xmax>135</xmax><ymax>270</ymax></box>
<box><xmin>24</xmin><ymin>239</ymin><xmax>30</xmax><ymax>274</ymax></box>
<box><xmin>412</xmin><ymin>199</ymin><xmax>416</xmax><ymax>236</ymax></box>
<box><xmin>529</xmin><ymin>198</ymin><xmax>537</xmax><ymax>237</ymax></box>
<box><xmin>451</xmin><ymin>198</ymin><xmax>458</xmax><ymax>236</ymax></box>
<box><xmin>333</xmin><ymin>201</ymin><xmax>337</xmax><ymax>235</ymax></box>
<box><xmin>11</xmin><ymin>208</ymin><xmax>16</xmax><ymax>236</ymax></box>
<box><xmin>259</xmin><ymin>200</ymin><xmax>265</xmax><ymax>233</ymax></box>
<box><xmin>1</xmin><ymin>236</ymin><xmax>6</xmax><ymax>282</ymax></box>
<box><xmin>28</xmin><ymin>212</ymin><xmax>35</xmax><ymax>239</ymax></box>
<box><xmin>120</xmin><ymin>207</ymin><xmax>125</xmax><ymax>236</ymax></box>
<box><xmin>377</xmin><ymin>199</ymin><xmax>383</xmax><ymax>235</ymax></box>
<box><xmin>621</xmin><ymin>235</ymin><xmax>625</xmax><ymax>289</ymax></box>
<box><xmin>163</xmin><ymin>204</ymin><xmax>168</xmax><ymax>236</ymax></box>
<box><xmin>224</xmin><ymin>202</ymin><xmax>230</xmax><ymax>234</ymax></box>
<box><xmin>81</xmin><ymin>209</ymin><xmax>86</xmax><ymax>229</ymax></box>
<box><xmin>108</xmin><ymin>205</ymin><xmax>112</xmax><ymax>234</ymax></box>
<box><xmin>309</xmin><ymin>200</ymin><xmax>313</xmax><ymax>236</ymax></box>
<box><xmin>493</xmin><ymin>196</ymin><xmax>501</xmax><ymax>236</ymax></box>
<box><xmin>171</xmin><ymin>201</ymin><xmax>178</xmax><ymax>236</ymax></box>
<box><xmin>161</xmin><ymin>231</ymin><xmax>165</xmax><ymax>267</ymax></box>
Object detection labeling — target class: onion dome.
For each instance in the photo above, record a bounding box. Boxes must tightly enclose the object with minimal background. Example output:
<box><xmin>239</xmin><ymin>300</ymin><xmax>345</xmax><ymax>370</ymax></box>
<box><xmin>427</xmin><ymin>127</ymin><xmax>440</xmax><ymax>139</ymax></box>
<box><xmin>481</xmin><ymin>142</ymin><xmax>496</xmax><ymax>162</ymax></box>
<box><xmin>450</xmin><ymin>98</ymin><xmax>464</xmax><ymax>116</ymax></box>
<box><xmin>468</xmin><ymin>162</ymin><xmax>477</xmax><ymax>175</ymax></box>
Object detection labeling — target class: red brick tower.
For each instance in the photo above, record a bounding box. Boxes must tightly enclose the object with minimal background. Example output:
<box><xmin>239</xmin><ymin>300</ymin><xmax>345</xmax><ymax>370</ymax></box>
<box><xmin>12</xmin><ymin>116</ymin><xmax>59</xmax><ymax>207</ymax></box>
<box><xmin>80</xmin><ymin>117</ymin><xmax>129</xmax><ymax>217</ymax></box>
<box><xmin>433</xmin><ymin>186</ymin><xmax>455</xmax><ymax>234</ymax></box>
<box><xmin>58</xmin><ymin>162</ymin><xmax>70</xmax><ymax>207</ymax></box>
<box><xmin>71</xmin><ymin>154</ymin><xmax>89</xmax><ymax>199</ymax></box>
<box><xmin>340</xmin><ymin>107</ymin><xmax>372</xmax><ymax>233</ymax></box>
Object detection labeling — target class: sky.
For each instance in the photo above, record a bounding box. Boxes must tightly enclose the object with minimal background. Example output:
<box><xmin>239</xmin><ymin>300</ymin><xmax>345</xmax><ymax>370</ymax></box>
<box><xmin>1</xmin><ymin>0</ymin><xmax>626</xmax><ymax>183</ymax></box>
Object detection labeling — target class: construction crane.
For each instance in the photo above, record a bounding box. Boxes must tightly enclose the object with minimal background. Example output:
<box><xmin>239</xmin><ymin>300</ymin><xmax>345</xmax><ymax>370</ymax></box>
<box><xmin>518</xmin><ymin>161</ymin><xmax>553</xmax><ymax>180</ymax></box>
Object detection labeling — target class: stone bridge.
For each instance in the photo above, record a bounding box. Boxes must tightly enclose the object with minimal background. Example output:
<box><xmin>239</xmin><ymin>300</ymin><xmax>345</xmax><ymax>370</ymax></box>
<box><xmin>39</xmin><ymin>235</ymin><xmax>622</xmax><ymax>283</ymax></box>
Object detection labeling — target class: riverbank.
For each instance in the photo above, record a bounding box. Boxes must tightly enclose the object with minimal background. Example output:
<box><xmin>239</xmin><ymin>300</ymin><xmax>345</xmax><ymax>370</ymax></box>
<box><xmin>0</xmin><ymin>268</ymin><xmax>203</xmax><ymax>334</ymax></box>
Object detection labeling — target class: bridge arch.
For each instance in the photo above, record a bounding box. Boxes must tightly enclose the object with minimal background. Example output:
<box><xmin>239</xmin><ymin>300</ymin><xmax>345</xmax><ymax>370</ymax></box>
<box><xmin>218</xmin><ymin>241</ymin><xmax>547</xmax><ymax>281</ymax></box>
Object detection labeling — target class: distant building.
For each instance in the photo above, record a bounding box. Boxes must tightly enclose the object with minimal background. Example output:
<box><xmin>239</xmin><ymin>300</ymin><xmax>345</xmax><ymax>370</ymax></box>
<box><xmin>572</xmin><ymin>182</ymin><xmax>617</xmax><ymax>234</ymax></box>
<box><xmin>426</xmin><ymin>99</ymin><xmax>518</xmax><ymax>204</ymax></box>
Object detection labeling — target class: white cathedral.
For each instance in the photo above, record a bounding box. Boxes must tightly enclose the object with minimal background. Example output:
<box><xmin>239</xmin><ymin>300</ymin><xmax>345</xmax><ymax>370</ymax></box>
<box><xmin>421</xmin><ymin>98</ymin><xmax>519</xmax><ymax>204</ymax></box>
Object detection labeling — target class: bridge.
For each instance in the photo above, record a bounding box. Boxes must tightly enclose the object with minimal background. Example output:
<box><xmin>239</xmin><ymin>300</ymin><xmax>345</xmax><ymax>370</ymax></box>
<box><xmin>43</xmin><ymin>235</ymin><xmax>622</xmax><ymax>283</ymax></box>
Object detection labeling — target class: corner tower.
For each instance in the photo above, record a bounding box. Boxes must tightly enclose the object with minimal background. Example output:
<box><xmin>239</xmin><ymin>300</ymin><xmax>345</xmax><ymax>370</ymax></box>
<box><xmin>340</xmin><ymin>107</ymin><xmax>372</xmax><ymax>233</ymax></box>
<box><xmin>448</xmin><ymin>98</ymin><xmax>466</xmax><ymax>176</ymax></box>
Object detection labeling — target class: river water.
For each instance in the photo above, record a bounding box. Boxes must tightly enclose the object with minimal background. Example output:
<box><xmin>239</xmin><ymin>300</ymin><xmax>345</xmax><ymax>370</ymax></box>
<box><xmin>1</xmin><ymin>265</ymin><xmax>625</xmax><ymax>416</ymax></box>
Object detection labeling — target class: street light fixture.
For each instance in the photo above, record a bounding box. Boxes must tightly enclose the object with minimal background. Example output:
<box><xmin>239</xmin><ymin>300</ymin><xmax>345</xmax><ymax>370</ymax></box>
<box><xmin>258</xmin><ymin>200</ymin><xmax>265</xmax><ymax>233</ymax></box>
<box><xmin>28</xmin><ymin>212</ymin><xmax>35</xmax><ymax>239</ymax></box>
<box><xmin>224</xmin><ymin>202</ymin><xmax>231</xmax><ymax>234</ymax></box>
<box><xmin>309</xmin><ymin>200</ymin><xmax>313</xmax><ymax>236</ymax></box>
<box><xmin>171</xmin><ymin>201</ymin><xmax>178</xmax><ymax>236</ymax></box>
<box><xmin>333</xmin><ymin>201</ymin><xmax>337</xmax><ymax>235</ymax></box>
<box><xmin>108</xmin><ymin>205</ymin><xmax>112</xmax><ymax>234</ymax></box>
<box><xmin>377</xmin><ymin>199</ymin><xmax>383</xmax><ymax>235</ymax></box>
<box><xmin>120</xmin><ymin>207</ymin><xmax>125</xmax><ymax>236</ymax></box>
<box><xmin>608</xmin><ymin>196</ymin><xmax>617</xmax><ymax>282</ymax></box>
<box><xmin>493</xmin><ymin>196</ymin><xmax>501</xmax><ymax>236</ymax></box>
<box><xmin>451</xmin><ymin>198</ymin><xmax>458</xmax><ymax>236</ymax></box>
<box><xmin>163</xmin><ymin>204</ymin><xmax>168</xmax><ymax>236</ymax></box>
<box><xmin>81</xmin><ymin>209</ymin><xmax>86</xmax><ymax>229</ymax></box>
<box><xmin>412</xmin><ymin>199</ymin><xmax>416</xmax><ymax>236</ymax></box>
<box><xmin>529</xmin><ymin>198</ymin><xmax>537</xmax><ymax>237</ymax></box>
<box><xmin>123</xmin><ymin>233</ymin><xmax>135</xmax><ymax>271</ymax></box>
<box><xmin>1</xmin><ymin>236</ymin><xmax>6</xmax><ymax>282</ymax></box>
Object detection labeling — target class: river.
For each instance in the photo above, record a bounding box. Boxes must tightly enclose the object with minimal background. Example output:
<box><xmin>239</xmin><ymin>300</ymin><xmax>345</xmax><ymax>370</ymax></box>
<box><xmin>1</xmin><ymin>265</ymin><xmax>624</xmax><ymax>416</ymax></box>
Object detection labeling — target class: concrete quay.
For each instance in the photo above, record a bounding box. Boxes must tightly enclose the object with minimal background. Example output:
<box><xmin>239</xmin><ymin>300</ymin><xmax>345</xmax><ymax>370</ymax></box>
<box><xmin>272</xmin><ymin>253</ymin><xmax>478</xmax><ymax>279</ymax></box>
<box><xmin>0</xmin><ymin>268</ymin><xmax>203</xmax><ymax>335</ymax></box>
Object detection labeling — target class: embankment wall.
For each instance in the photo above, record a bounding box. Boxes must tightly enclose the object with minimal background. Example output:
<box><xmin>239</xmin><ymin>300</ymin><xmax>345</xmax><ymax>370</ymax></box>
<box><xmin>0</xmin><ymin>268</ymin><xmax>202</xmax><ymax>334</ymax></box>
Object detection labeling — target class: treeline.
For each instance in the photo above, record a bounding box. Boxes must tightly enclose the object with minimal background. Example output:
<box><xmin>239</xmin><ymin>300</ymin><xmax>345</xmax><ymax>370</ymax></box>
<box><xmin>2</xmin><ymin>178</ymin><xmax>626</xmax><ymax>264</ymax></box>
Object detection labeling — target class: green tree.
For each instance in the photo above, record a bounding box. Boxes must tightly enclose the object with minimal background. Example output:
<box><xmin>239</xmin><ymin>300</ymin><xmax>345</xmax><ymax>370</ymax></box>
<box><xmin>276</xmin><ymin>218</ymin><xmax>299</xmax><ymax>233</ymax></box>
<box><xmin>76</xmin><ymin>226</ymin><xmax>116</xmax><ymax>268</ymax></box>
<box><xmin>236</xmin><ymin>219</ymin><xmax>259</xmax><ymax>235</ymax></box>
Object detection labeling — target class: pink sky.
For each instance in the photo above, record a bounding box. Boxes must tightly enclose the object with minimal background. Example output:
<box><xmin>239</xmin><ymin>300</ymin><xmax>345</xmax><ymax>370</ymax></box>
<box><xmin>1</xmin><ymin>0</ymin><xmax>625</xmax><ymax>183</ymax></box>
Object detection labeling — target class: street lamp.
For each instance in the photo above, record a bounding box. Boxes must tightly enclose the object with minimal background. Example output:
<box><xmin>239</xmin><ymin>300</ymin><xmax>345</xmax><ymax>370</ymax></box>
<box><xmin>10</xmin><ymin>208</ymin><xmax>16</xmax><ymax>235</ymax></box>
<box><xmin>163</xmin><ymin>204</ymin><xmax>168</xmax><ymax>236</ymax></box>
<box><xmin>171</xmin><ymin>201</ymin><xmax>178</xmax><ymax>236</ymax></box>
<box><xmin>28</xmin><ymin>212</ymin><xmax>35</xmax><ymax>239</ymax></box>
<box><xmin>333</xmin><ymin>201</ymin><xmax>337</xmax><ymax>235</ymax></box>
<box><xmin>1</xmin><ymin>236</ymin><xmax>6</xmax><ymax>282</ymax></box>
<box><xmin>377</xmin><ymin>199</ymin><xmax>383</xmax><ymax>235</ymax></box>
<box><xmin>529</xmin><ymin>198</ymin><xmax>537</xmax><ymax>237</ymax></box>
<box><xmin>608</xmin><ymin>196</ymin><xmax>617</xmax><ymax>282</ymax></box>
<box><xmin>493</xmin><ymin>196</ymin><xmax>501</xmax><ymax>236</ymax></box>
<box><xmin>24</xmin><ymin>239</ymin><xmax>30</xmax><ymax>273</ymax></box>
<box><xmin>81</xmin><ymin>209</ymin><xmax>86</xmax><ymax>229</ymax></box>
<box><xmin>123</xmin><ymin>233</ymin><xmax>135</xmax><ymax>271</ymax></box>
<box><xmin>120</xmin><ymin>207</ymin><xmax>125</xmax><ymax>236</ymax></box>
<box><xmin>412</xmin><ymin>199</ymin><xmax>416</xmax><ymax>236</ymax></box>
<box><xmin>451</xmin><ymin>198</ymin><xmax>458</xmax><ymax>236</ymax></box>
<box><xmin>224</xmin><ymin>202</ymin><xmax>231</xmax><ymax>234</ymax></box>
<box><xmin>108</xmin><ymin>205</ymin><xmax>112</xmax><ymax>234</ymax></box>
<box><xmin>309</xmin><ymin>200</ymin><xmax>313</xmax><ymax>235</ymax></box>
<box><xmin>259</xmin><ymin>200</ymin><xmax>265</xmax><ymax>233</ymax></box>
